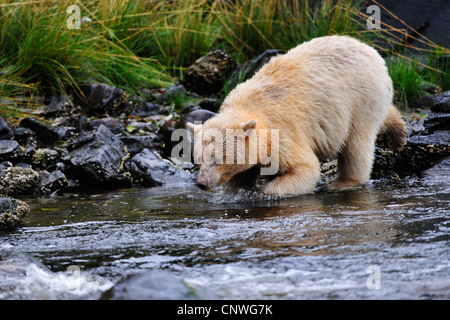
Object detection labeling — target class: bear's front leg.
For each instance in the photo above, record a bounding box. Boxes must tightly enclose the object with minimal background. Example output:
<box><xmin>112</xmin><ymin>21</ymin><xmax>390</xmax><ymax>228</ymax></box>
<box><xmin>261</xmin><ymin>152</ymin><xmax>320</xmax><ymax>196</ymax></box>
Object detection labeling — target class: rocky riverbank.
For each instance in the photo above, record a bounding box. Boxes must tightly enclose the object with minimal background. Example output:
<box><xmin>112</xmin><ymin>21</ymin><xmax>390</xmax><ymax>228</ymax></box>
<box><xmin>1</xmin><ymin>49</ymin><xmax>449</xmax><ymax>231</ymax></box>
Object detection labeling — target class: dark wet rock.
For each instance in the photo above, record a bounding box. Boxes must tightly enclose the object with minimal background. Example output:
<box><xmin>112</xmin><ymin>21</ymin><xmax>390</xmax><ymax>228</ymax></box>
<box><xmin>198</xmin><ymin>98</ymin><xmax>222</xmax><ymax>113</ymax></box>
<box><xmin>0</xmin><ymin>140</ymin><xmax>20</xmax><ymax>162</ymax></box>
<box><xmin>37</xmin><ymin>95</ymin><xmax>73</xmax><ymax>118</ymax></box>
<box><xmin>372</xmin><ymin>131</ymin><xmax>450</xmax><ymax>179</ymax></box>
<box><xmin>0</xmin><ymin>116</ymin><xmax>14</xmax><ymax>140</ymax></box>
<box><xmin>181</xmin><ymin>49</ymin><xmax>237</xmax><ymax>95</ymax></box>
<box><xmin>19</xmin><ymin>117</ymin><xmax>50</xmax><ymax>136</ymax></box>
<box><xmin>100</xmin><ymin>269</ymin><xmax>217</xmax><ymax>300</ymax></box>
<box><xmin>423</xmin><ymin>112</ymin><xmax>450</xmax><ymax>133</ymax></box>
<box><xmin>228</xmin><ymin>49</ymin><xmax>285</xmax><ymax>89</ymax></box>
<box><xmin>11</xmin><ymin>127</ymin><xmax>34</xmax><ymax>145</ymax></box>
<box><xmin>159</xmin><ymin>84</ymin><xmax>186</xmax><ymax>103</ymax></box>
<box><xmin>63</xmin><ymin>125</ymin><xmax>129</xmax><ymax>186</ymax></box>
<box><xmin>0</xmin><ymin>197</ymin><xmax>30</xmax><ymax>231</ymax></box>
<box><xmin>19</xmin><ymin>116</ymin><xmax>72</xmax><ymax>145</ymax></box>
<box><xmin>24</xmin><ymin>147</ymin><xmax>61</xmax><ymax>170</ymax></box>
<box><xmin>130</xmin><ymin>148</ymin><xmax>194</xmax><ymax>187</ymax></box>
<box><xmin>120</xmin><ymin>134</ymin><xmax>161</xmax><ymax>156</ymax></box>
<box><xmin>38</xmin><ymin>170</ymin><xmax>68</xmax><ymax>194</ymax></box>
<box><xmin>40</xmin><ymin>126</ymin><xmax>74</xmax><ymax>145</ymax></box>
<box><xmin>125</xmin><ymin>119</ymin><xmax>158</xmax><ymax>135</ymax></box>
<box><xmin>75</xmin><ymin>83</ymin><xmax>129</xmax><ymax>117</ymax></box>
<box><xmin>130</xmin><ymin>102</ymin><xmax>162</xmax><ymax>117</ymax></box>
<box><xmin>407</xmin><ymin>117</ymin><xmax>426</xmax><ymax>137</ymax></box>
<box><xmin>158</xmin><ymin>118</ymin><xmax>177</xmax><ymax>159</ymax></box>
<box><xmin>421</xmin><ymin>156</ymin><xmax>449</xmax><ymax>182</ymax></box>
<box><xmin>86</xmin><ymin>117</ymin><xmax>125</xmax><ymax>134</ymax></box>
<box><xmin>179</xmin><ymin>109</ymin><xmax>216</xmax><ymax>128</ymax></box>
<box><xmin>160</xmin><ymin>109</ymin><xmax>216</xmax><ymax>161</ymax></box>
<box><xmin>429</xmin><ymin>91</ymin><xmax>450</xmax><ymax>113</ymax></box>
<box><xmin>0</xmin><ymin>165</ymin><xmax>39</xmax><ymax>195</ymax></box>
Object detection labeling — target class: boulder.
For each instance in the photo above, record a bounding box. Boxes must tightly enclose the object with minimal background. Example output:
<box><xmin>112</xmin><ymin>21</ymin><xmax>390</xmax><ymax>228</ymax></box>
<box><xmin>20</xmin><ymin>117</ymin><xmax>73</xmax><ymax>145</ymax></box>
<box><xmin>75</xmin><ymin>83</ymin><xmax>128</xmax><ymax>117</ymax></box>
<box><xmin>37</xmin><ymin>95</ymin><xmax>73</xmax><ymax>118</ymax></box>
<box><xmin>38</xmin><ymin>169</ymin><xmax>68</xmax><ymax>194</ymax></box>
<box><xmin>421</xmin><ymin>156</ymin><xmax>449</xmax><ymax>182</ymax></box>
<box><xmin>130</xmin><ymin>148</ymin><xmax>194</xmax><ymax>187</ymax></box>
<box><xmin>63</xmin><ymin>125</ymin><xmax>129</xmax><ymax>186</ymax></box>
<box><xmin>423</xmin><ymin>112</ymin><xmax>450</xmax><ymax>133</ymax></box>
<box><xmin>228</xmin><ymin>49</ymin><xmax>285</xmax><ymax>89</ymax></box>
<box><xmin>372</xmin><ymin>131</ymin><xmax>450</xmax><ymax>179</ymax></box>
<box><xmin>0</xmin><ymin>165</ymin><xmax>39</xmax><ymax>195</ymax></box>
<box><xmin>100</xmin><ymin>269</ymin><xmax>217</xmax><ymax>300</ymax></box>
<box><xmin>0</xmin><ymin>116</ymin><xmax>14</xmax><ymax>140</ymax></box>
<box><xmin>0</xmin><ymin>197</ymin><xmax>30</xmax><ymax>231</ymax></box>
<box><xmin>179</xmin><ymin>109</ymin><xmax>217</xmax><ymax>128</ymax></box>
<box><xmin>198</xmin><ymin>98</ymin><xmax>222</xmax><ymax>113</ymax></box>
<box><xmin>429</xmin><ymin>91</ymin><xmax>450</xmax><ymax>113</ymax></box>
<box><xmin>86</xmin><ymin>117</ymin><xmax>125</xmax><ymax>134</ymax></box>
<box><xmin>130</xmin><ymin>102</ymin><xmax>162</xmax><ymax>117</ymax></box>
<box><xmin>120</xmin><ymin>134</ymin><xmax>161</xmax><ymax>156</ymax></box>
<box><xmin>181</xmin><ymin>49</ymin><xmax>237</xmax><ymax>95</ymax></box>
<box><xmin>25</xmin><ymin>147</ymin><xmax>61</xmax><ymax>170</ymax></box>
<box><xmin>0</xmin><ymin>140</ymin><xmax>20</xmax><ymax>162</ymax></box>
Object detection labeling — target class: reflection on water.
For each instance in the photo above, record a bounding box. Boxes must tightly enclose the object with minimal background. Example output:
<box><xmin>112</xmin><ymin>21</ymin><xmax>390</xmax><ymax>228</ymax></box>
<box><xmin>1</xmin><ymin>177</ymin><xmax>449</xmax><ymax>299</ymax></box>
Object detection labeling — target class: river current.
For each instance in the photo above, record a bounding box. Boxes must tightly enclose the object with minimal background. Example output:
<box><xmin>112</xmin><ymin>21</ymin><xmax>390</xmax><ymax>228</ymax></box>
<box><xmin>1</xmin><ymin>173</ymin><xmax>449</xmax><ymax>299</ymax></box>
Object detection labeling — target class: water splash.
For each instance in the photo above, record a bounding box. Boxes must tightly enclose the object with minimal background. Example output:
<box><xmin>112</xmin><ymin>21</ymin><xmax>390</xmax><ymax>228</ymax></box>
<box><xmin>0</xmin><ymin>253</ymin><xmax>113</xmax><ymax>300</ymax></box>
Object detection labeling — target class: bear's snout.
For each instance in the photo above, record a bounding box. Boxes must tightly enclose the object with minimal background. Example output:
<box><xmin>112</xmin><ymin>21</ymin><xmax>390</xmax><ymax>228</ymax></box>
<box><xmin>196</xmin><ymin>180</ymin><xmax>209</xmax><ymax>190</ymax></box>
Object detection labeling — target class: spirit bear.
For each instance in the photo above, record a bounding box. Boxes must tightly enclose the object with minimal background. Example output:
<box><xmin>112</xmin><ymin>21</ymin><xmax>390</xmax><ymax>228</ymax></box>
<box><xmin>187</xmin><ymin>35</ymin><xmax>407</xmax><ymax>195</ymax></box>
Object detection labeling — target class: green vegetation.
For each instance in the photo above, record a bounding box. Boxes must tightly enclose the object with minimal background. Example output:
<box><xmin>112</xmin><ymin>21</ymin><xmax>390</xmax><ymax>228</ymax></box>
<box><xmin>0</xmin><ymin>0</ymin><xmax>449</xmax><ymax>121</ymax></box>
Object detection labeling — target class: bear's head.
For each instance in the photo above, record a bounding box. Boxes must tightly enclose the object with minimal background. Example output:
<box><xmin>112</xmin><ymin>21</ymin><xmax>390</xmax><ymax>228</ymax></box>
<box><xmin>186</xmin><ymin>118</ymin><xmax>258</xmax><ymax>190</ymax></box>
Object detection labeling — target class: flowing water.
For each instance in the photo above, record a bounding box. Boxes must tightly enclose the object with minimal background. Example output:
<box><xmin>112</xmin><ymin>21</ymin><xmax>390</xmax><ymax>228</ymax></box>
<box><xmin>0</xmin><ymin>173</ymin><xmax>449</xmax><ymax>299</ymax></box>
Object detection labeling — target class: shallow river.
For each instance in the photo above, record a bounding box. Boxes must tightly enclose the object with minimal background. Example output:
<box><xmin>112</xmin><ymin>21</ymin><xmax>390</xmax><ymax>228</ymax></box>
<box><xmin>1</xmin><ymin>173</ymin><xmax>449</xmax><ymax>299</ymax></box>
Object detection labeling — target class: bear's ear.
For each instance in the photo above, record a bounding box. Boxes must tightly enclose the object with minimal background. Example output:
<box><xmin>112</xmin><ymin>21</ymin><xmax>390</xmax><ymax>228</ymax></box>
<box><xmin>239</xmin><ymin>119</ymin><xmax>257</xmax><ymax>131</ymax></box>
<box><xmin>186</xmin><ymin>122</ymin><xmax>201</xmax><ymax>133</ymax></box>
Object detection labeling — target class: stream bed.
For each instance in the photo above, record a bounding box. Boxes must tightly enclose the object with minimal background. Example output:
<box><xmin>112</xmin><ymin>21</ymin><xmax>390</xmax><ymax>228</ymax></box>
<box><xmin>0</xmin><ymin>173</ymin><xmax>449</xmax><ymax>300</ymax></box>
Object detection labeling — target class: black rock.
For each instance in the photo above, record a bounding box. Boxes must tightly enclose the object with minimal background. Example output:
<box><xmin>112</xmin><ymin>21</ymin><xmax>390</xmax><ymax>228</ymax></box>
<box><xmin>20</xmin><ymin>117</ymin><xmax>49</xmax><ymax>135</ymax></box>
<box><xmin>75</xmin><ymin>83</ymin><xmax>126</xmax><ymax>117</ymax></box>
<box><xmin>181</xmin><ymin>49</ymin><xmax>237</xmax><ymax>95</ymax></box>
<box><xmin>38</xmin><ymin>169</ymin><xmax>68</xmax><ymax>194</ymax></box>
<box><xmin>0</xmin><ymin>196</ymin><xmax>30</xmax><ymax>231</ymax></box>
<box><xmin>19</xmin><ymin>116</ymin><xmax>71</xmax><ymax>145</ymax></box>
<box><xmin>130</xmin><ymin>148</ymin><xmax>194</xmax><ymax>187</ymax></box>
<box><xmin>228</xmin><ymin>49</ymin><xmax>285</xmax><ymax>89</ymax></box>
<box><xmin>372</xmin><ymin>131</ymin><xmax>450</xmax><ymax>179</ymax></box>
<box><xmin>86</xmin><ymin>117</ymin><xmax>125</xmax><ymax>134</ymax></box>
<box><xmin>130</xmin><ymin>102</ymin><xmax>162</xmax><ymax>117</ymax></box>
<box><xmin>423</xmin><ymin>112</ymin><xmax>450</xmax><ymax>133</ymax></box>
<box><xmin>0</xmin><ymin>140</ymin><xmax>20</xmax><ymax>161</ymax></box>
<box><xmin>421</xmin><ymin>156</ymin><xmax>450</xmax><ymax>182</ymax></box>
<box><xmin>100</xmin><ymin>270</ymin><xmax>217</xmax><ymax>300</ymax></box>
<box><xmin>430</xmin><ymin>91</ymin><xmax>450</xmax><ymax>113</ymax></box>
<box><xmin>39</xmin><ymin>95</ymin><xmax>72</xmax><ymax>118</ymax></box>
<box><xmin>179</xmin><ymin>109</ymin><xmax>216</xmax><ymax>129</ymax></box>
<box><xmin>160</xmin><ymin>84</ymin><xmax>186</xmax><ymax>103</ymax></box>
<box><xmin>0</xmin><ymin>116</ymin><xmax>14</xmax><ymax>140</ymax></box>
<box><xmin>120</xmin><ymin>134</ymin><xmax>161</xmax><ymax>156</ymax></box>
<box><xmin>0</xmin><ymin>166</ymin><xmax>39</xmax><ymax>195</ymax></box>
<box><xmin>198</xmin><ymin>98</ymin><xmax>222</xmax><ymax>113</ymax></box>
<box><xmin>11</xmin><ymin>127</ymin><xmax>34</xmax><ymax>145</ymax></box>
<box><xmin>63</xmin><ymin>125</ymin><xmax>129</xmax><ymax>186</ymax></box>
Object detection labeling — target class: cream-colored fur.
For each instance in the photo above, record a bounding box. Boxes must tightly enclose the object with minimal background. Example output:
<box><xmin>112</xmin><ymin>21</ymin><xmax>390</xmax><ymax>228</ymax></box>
<box><xmin>188</xmin><ymin>35</ymin><xmax>407</xmax><ymax>195</ymax></box>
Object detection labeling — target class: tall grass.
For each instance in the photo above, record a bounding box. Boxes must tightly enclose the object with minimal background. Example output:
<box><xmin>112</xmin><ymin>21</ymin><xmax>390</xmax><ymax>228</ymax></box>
<box><xmin>0</xmin><ymin>0</ymin><xmax>448</xmax><ymax>119</ymax></box>
<box><xmin>215</xmin><ymin>0</ymin><xmax>361</xmax><ymax>55</ymax></box>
